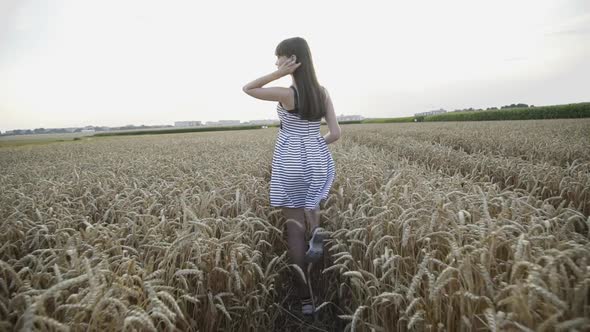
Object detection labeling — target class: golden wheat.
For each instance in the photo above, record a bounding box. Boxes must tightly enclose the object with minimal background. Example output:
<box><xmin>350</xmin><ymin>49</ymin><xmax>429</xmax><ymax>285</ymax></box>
<box><xmin>0</xmin><ymin>119</ymin><xmax>588</xmax><ymax>331</ymax></box>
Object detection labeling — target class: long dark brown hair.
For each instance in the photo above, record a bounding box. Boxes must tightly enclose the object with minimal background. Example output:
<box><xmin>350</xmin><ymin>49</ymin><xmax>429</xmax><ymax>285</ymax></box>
<box><xmin>275</xmin><ymin>37</ymin><xmax>326</xmax><ymax>121</ymax></box>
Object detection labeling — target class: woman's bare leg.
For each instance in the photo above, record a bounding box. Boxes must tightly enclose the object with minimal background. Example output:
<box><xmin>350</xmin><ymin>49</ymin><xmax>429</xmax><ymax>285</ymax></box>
<box><xmin>303</xmin><ymin>204</ymin><xmax>321</xmax><ymax>234</ymax></box>
<box><xmin>282</xmin><ymin>207</ymin><xmax>310</xmax><ymax>298</ymax></box>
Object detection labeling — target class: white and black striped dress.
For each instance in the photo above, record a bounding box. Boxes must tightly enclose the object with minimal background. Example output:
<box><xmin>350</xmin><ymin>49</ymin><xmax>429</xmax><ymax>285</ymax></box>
<box><xmin>270</xmin><ymin>86</ymin><xmax>335</xmax><ymax>209</ymax></box>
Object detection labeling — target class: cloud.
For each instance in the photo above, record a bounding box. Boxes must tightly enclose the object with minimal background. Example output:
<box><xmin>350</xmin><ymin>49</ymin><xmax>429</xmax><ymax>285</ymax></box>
<box><xmin>503</xmin><ymin>57</ymin><xmax>528</xmax><ymax>62</ymax></box>
<box><xmin>1</xmin><ymin>0</ymin><xmax>589</xmax><ymax>132</ymax></box>
<box><xmin>0</xmin><ymin>0</ymin><xmax>23</xmax><ymax>46</ymax></box>
<box><xmin>545</xmin><ymin>27</ymin><xmax>590</xmax><ymax>36</ymax></box>
<box><xmin>543</xmin><ymin>12</ymin><xmax>590</xmax><ymax>36</ymax></box>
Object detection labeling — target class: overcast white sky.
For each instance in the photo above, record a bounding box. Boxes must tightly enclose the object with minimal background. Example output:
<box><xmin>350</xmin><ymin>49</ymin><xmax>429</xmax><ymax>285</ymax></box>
<box><xmin>1</xmin><ymin>0</ymin><xmax>589</xmax><ymax>132</ymax></box>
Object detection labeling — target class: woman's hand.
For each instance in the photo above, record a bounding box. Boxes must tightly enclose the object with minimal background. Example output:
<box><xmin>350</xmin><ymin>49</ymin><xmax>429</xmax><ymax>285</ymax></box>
<box><xmin>276</xmin><ymin>57</ymin><xmax>302</xmax><ymax>76</ymax></box>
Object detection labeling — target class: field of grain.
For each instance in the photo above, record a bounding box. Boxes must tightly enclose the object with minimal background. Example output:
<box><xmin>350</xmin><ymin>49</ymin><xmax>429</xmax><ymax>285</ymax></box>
<box><xmin>1</xmin><ymin>118</ymin><xmax>589</xmax><ymax>331</ymax></box>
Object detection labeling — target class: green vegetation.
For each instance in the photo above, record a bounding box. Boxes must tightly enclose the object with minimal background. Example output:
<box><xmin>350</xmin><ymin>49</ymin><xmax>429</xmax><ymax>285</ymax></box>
<box><xmin>92</xmin><ymin>121</ymin><xmax>377</xmax><ymax>138</ymax></box>
<box><xmin>0</xmin><ymin>138</ymin><xmax>82</xmax><ymax>148</ymax></box>
<box><xmin>361</xmin><ymin>116</ymin><xmax>414</xmax><ymax>123</ymax></box>
<box><xmin>93</xmin><ymin>125</ymin><xmax>265</xmax><ymax>137</ymax></box>
<box><xmin>4</xmin><ymin>102</ymin><xmax>588</xmax><ymax>145</ymax></box>
<box><xmin>424</xmin><ymin>102</ymin><xmax>590</xmax><ymax>122</ymax></box>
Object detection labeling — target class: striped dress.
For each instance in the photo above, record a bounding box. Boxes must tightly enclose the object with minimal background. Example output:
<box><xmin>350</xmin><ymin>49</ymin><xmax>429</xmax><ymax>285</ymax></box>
<box><xmin>270</xmin><ymin>86</ymin><xmax>336</xmax><ymax>209</ymax></box>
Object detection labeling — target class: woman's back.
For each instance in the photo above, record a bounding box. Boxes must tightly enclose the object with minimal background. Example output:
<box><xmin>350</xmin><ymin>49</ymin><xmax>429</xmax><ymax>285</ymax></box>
<box><xmin>277</xmin><ymin>86</ymin><xmax>322</xmax><ymax>137</ymax></box>
<box><xmin>277</xmin><ymin>85</ymin><xmax>340</xmax><ymax>131</ymax></box>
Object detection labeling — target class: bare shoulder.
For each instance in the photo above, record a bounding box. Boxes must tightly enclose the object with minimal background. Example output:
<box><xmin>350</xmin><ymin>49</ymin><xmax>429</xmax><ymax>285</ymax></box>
<box><xmin>319</xmin><ymin>85</ymin><xmax>333</xmax><ymax>110</ymax></box>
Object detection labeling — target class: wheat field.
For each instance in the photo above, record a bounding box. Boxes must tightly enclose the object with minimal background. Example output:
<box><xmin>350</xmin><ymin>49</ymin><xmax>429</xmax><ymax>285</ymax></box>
<box><xmin>1</xmin><ymin>118</ymin><xmax>589</xmax><ymax>331</ymax></box>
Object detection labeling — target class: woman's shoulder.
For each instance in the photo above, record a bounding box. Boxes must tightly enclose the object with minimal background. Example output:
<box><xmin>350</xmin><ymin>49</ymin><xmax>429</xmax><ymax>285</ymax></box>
<box><xmin>319</xmin><ymin>85</ymin><xmax>330</xmax><ymax>101</ymax></box>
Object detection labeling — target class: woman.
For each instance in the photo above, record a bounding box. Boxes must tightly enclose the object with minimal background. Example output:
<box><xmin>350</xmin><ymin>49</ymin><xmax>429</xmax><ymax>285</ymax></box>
<box><xmin>243</xmin><ymin>36</ymin><xmax>341</xmax><ymax>315</ymax></box>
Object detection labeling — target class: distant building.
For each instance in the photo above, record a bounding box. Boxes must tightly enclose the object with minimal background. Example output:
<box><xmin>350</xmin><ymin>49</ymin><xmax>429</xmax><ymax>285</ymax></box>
<box><xmin>336</xmin><ymin>114</ymin><xmax>364</xmax><ymax>121</ymax></box>
<box><xmin>247</xmin><ymin>119</ymin><xmax>277</xmax><ymax>125</ymax></box>
<box><xmin>218</xmin><ymin>120</ymin><xmax>241</xmax><ymax>125</ymax></box>
<box><xmin>175</xmin><ymin>121</ymin><xmax>202</xmax><ymax>127</ymax></box>
<box><xmin>414</xmin><ymin>108</ymin><xmax>447</xmax><ymax>117</ymax></box>
<box><xmin>205</xmin><ymin>120</ymin><xmax>241</xmax><ymax>126</ymax></box>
